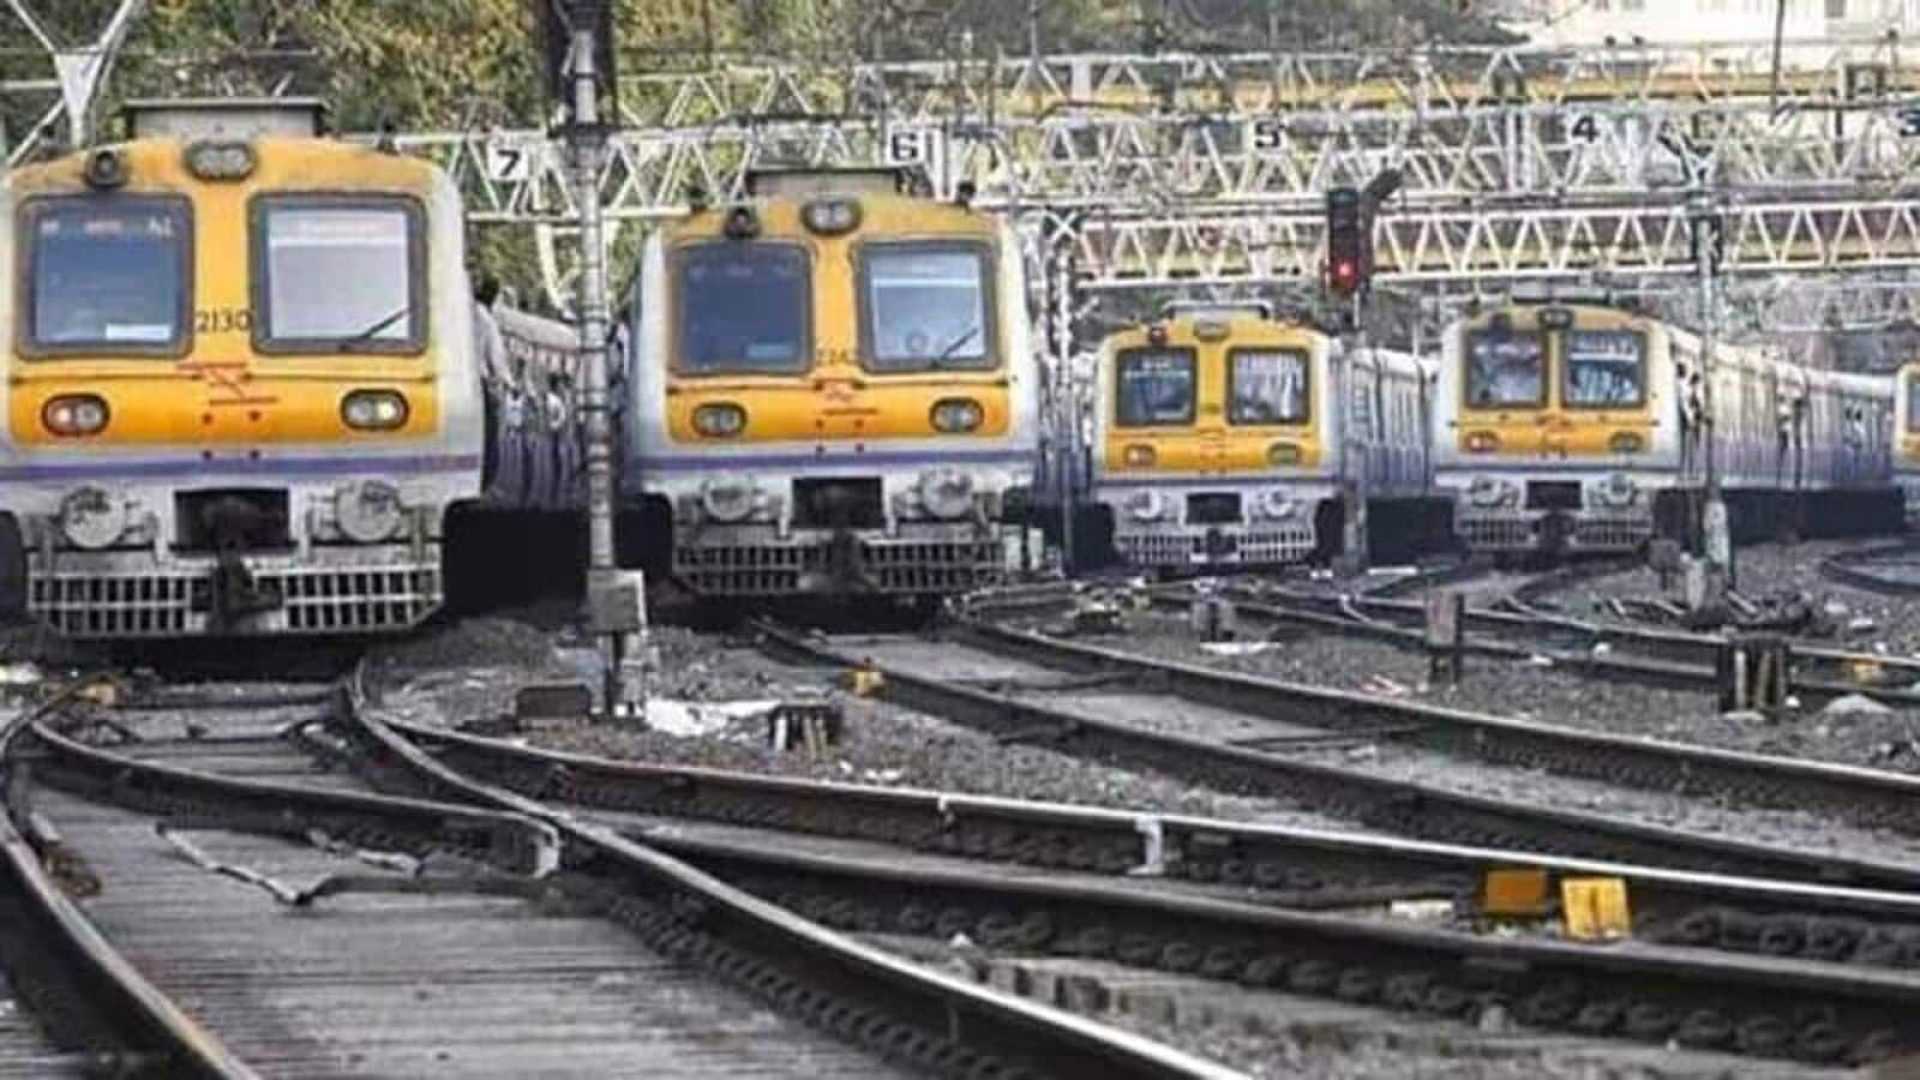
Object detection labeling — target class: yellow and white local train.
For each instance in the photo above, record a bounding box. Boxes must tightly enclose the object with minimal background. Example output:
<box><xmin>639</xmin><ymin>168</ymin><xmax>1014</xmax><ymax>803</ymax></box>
<box><xmin>1089</xmin><ymin>307</ymin><xmax>1441</xmax><ymax>569</ymax></box>
<box><xmin>1894</xmin><ymin>361</ymin><xmax>1920</xmax><ymax>525</ymax></box>
<box><xmin>1437</xmin><ymin>302</ymin><xmax>1899</xmax><ymax>554</ymax></box>
<box><xmin>0</xmin><ymin>99</ymin><xmax>560</xmax><ymax>638</ymax></box>
<box><xmin>619</xmin><ymin>169</ymin><xmax>1039</xmax><ymax>597</ymax></box>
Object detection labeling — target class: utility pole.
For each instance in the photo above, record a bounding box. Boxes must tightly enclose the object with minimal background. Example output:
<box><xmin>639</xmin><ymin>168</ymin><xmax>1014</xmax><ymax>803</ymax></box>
<box><xmin>1690</xmin><ymin>190</ymin><xmax>1732</xmax><ymax>582</ymax></box>
<box><xmin>542</xmin><ymin>0</ymin><xmax>638</xmax><ymax>716</ymax></box>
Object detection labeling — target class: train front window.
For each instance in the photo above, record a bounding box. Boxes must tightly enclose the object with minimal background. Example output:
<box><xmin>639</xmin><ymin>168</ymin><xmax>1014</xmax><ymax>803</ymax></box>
<box><xmin>1464</xmin><ymin>331</ymin><xmax>1546</xmax><ymax>408</ymax></box>
<box><xmin>1228</xmin><ymin>349</ymin><xmax>1309</xmax><ymax>425</ymax></box>
<box><xmin>254</xmin><ymin>198</ymin><xmax>423</xmax><ymax>353</ymax></box>
<box><xmin>24</xmin><ymin>198</ymin><xmax>189</xmax><ymax>354</ymax></box>
<box><xmin>675</xmin><ymin>243</ymin><xmax>809</xmax><ymax>374</ymax></box>
<box><xmin>858</xmin><ymin>243</ymin><xmax>993</xmax><ymax>372</ymax></box>
<box><xmin>1115</xmin><ymin>348</ymin><xmax>1196</xmax><ymax>427</ymax></box>
<box><xmin>1908</xmin><ymin>375</ymin><xmax>1920</xmax><ymax>432</ymax></box>
<box><xmin>1565</xmin><ymin>330</ymin><xmax>1647</xmax><ymax>408</ymax></box>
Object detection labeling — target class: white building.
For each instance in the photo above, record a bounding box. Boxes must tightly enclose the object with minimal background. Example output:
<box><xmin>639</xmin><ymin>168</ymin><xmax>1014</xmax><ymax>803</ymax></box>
<box><xmin>1492</xmin><ymin>0</ymin><xmax>1920</xmax><ymax>48</ymax></box>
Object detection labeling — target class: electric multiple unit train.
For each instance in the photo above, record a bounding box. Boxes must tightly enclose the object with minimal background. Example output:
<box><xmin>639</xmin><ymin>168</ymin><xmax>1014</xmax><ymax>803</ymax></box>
<box><xmin>616</xmin><ymin>169</ymin><xmax>1040</xmax><ymax>598</ymax></box>
<box><xmin>0</xmin><ymin>99</ymin><xmax>575</xmax><ymax>638</ymax></box>
<box><xmin>1436</xmin><ymin>303</ymin><xmax>1900</xmax><ymax>556</ymax></box>
<box><xmin>2</xmin><ymin>98</ymin><xmax>1907</xmax><ymax>638</ymax></box>
<box><xmin>1088</xmin><ymin>306</ymin><xmax>1444</xmax><ymax>569</ymax></box>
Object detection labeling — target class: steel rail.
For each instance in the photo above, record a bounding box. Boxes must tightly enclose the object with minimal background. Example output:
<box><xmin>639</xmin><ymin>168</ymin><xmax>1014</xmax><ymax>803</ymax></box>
<box><xmin>332</xmin><ymin>674</ymin><xmax>1235</xmax><ymax>1080</ymax></box>
<box><xmin>753</xmin><ymin>620</ymin><xmax>1920</xmax><ymax>892</ymax></box>
<box><xmin>1203</xmin><ymin>578</ymin><xmax>1920</xmax><ymax>704</ymax></box>
<box><xmin>368</xmin><ymin>715</ymin><xmax>1920</xmax><ymax>968</ymax></box>
<box><xmin>336</xmin><ymin>698</ymin><xmax>1920</xmax><ymax>1064</ymax></box>
<box><xmin>337</xmin><ymin>691</ymin><xmax>1920</xmax><ymax>1064</ymax></box>
<box><xmin>0</xmin><ymin>701</ymin><xmax>257</xmax><ymax>1080</ymax></box>
<box><xmin>945</xmin><ymin>617</ymin><xmax>1920</xmax><ymax>845</ymax></box>
<box><xmin>1818</xmin><ymin>540</ymin><xmax>1920</xmax><ymax>598</ymax></box>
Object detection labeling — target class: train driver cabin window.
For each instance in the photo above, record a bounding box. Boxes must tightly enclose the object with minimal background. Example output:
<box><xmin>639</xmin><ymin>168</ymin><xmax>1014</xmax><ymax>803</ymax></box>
<box><xmin>1115</xmin><ymin>348</ymin><xmax>1196</xmax><ymax>427</ymax></box>
<box><xmin>1465</xmin><ymin>330</ymin><xmax>1546</xmax><ymax>408</ymax></box>
<box><xmin>255</xmin><ymin>198</ymin><xmax>423</xmax><ymax>352</ymax></box>
<box><xmin>1228</xmin><ymin>349</ymin><xmax>1308</xmax><ymax>425</ymax></box>
<box><xmin>1564</xmin><ymin>330</ymin><xmax>1647</xmax><ymax>408</ymax></box>
<box><xmin>859</xmin><ymin>243</ymin><xmax>993</xmax><ymax>372</ymax></box>
<box><xmin>25</xmin><ymin>198</ymin><xmax>188</xmax><ymax>353</ymax></box>
<box><xmin>675</xmin><ymin>243</ymin><xmax>810</xmax><ymax>374</ymax></box>
<box><xmin>1908</xmin><ymin>374</ymin><xmax>1920</xmax><ymax>432</ymax></box>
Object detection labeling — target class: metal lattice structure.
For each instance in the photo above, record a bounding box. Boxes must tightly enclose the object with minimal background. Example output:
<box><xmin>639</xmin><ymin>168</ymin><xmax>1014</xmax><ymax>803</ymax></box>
<box><xmin>0</xmin><ymin>0</ymin><xmax>146</xmax><ymax>164</ymax></box>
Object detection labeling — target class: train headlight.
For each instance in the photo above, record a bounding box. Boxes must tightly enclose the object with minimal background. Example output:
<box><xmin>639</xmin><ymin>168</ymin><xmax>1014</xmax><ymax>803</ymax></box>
<box><xmin>335</xmin><ymin>479</ymin><xmax>405</xmax><ymax>543</ymax></box>
<box><xmin>342</xmin><ymin>390</ymin><xmax>409</xmax><ymax>431</ymax></box>
<box><xmin>700</xmin><ymin>476</ymin><xmax>757</xmax><ymax>523</ymax></box>
<box><xmin>1467</xmin><ymin>477</ymin><xmax>1512</xmax><ymax>508</ymax></box>
<box><xmin>185</xmin><ymin>140</ymin><xmax>256</xmax><ymax>181</ymax></box>
<box><xmin>1596</xmin><ymin>473</ymin><xmax>1638</xmax><ymax>508</ymax></box>
<box><xmin>692</xmin><ymin>403</ymin><xmax>747</xmax><ymax>438</ymax></box>
<box><xmin>1126</xmin><ymin>490</ymin><xmax>1165</xmax><ymax>522</ymax></box>
<box><xmin>1609</xmin><ymin>431</ymin><xmax>1646</xmax><ymax>453</ymax></box>
<box><xmin>1267</xmin><ymin>442</ymin><xmax>1302</xmax><ymax>466</ymax></box>
<box><xmin>1122</xmin><ymin>444</ymin><xmax>1157</xmax><ymax>467</ymax></box>
<box><xmin>918</xmin><ymin>469</ymin><xmax>976</xmax><ymax>520</ymax></box>
<box><xmin>59</xmin><ymin>487</ymin><xmax>127</xmax><ymax>550</ymax></box>
<box><xmin>1465</xmin><ymin>431</ymin><xmax>1501</xmax><ymax>453</ymax></box>
<box><xmin>42</xmin><ymin>394</ymin><xmax>110</xmax><ymax>437</ymax></box>
<box><xmin>800</xmin><ymin>198</ymin><xmax>862</xmax><ymax>236</ymax></box>
<box><xmin>1258</xmin><ymin>489</ymin><xmax>1298</xmax><ymax>520</ymax></box>
<box><xmin>930</xmin><ymin>398</ymin><xmax>984</xmax><ymax>433</ymax></box>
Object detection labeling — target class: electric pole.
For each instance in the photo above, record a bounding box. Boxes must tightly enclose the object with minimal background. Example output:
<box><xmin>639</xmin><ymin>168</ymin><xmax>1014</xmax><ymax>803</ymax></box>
<box><xmin>1690</xmin><ymin>190</ymin><xmax>1732</xmax><ymax>582</ymax></box>
<box><xmin>539</xmin><ymin>0</ymin><xmax>637</xmax><ymax>715</ymax></box>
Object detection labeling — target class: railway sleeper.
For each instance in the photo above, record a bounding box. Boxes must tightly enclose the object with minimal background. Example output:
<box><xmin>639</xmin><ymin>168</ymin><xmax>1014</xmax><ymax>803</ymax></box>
<box><xmin>682</xmin><ymin>857</ymin><xmax>1915</xmax><ymax>1067</ymax></box>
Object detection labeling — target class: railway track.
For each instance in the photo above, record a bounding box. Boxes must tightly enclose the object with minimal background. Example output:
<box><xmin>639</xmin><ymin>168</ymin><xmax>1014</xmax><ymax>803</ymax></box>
<box><xmin>3</xmin><ymin>674</ymin><xmax>1223</xmax><ymax>1079</ymax></box>
<box><xmin>752</xmin><ymin>621</ymin><xmax>1920</xmax><ymax>893</ymax></box>
<box><xmin>1819</xmin><ymin>541</ymin><xmax>1920</xmax><ymax>598</ymax></box>
<box><xmin>369</xmin><ymin>712</ymin><xmax>1920</xmax><ymax>972</ymax></box>
<box><xmin>333</xmin><ymin>674</ymin><xmax>1920</xmax><ymax>1066</ymax></box>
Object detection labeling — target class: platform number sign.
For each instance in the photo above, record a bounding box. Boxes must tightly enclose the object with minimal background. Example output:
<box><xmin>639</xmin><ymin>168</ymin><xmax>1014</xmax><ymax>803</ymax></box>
<box><xmin>885</xmin><ymin>128</ymin><xmax>937</xmax><ymax>167</ymax></box>
<box><xmin>1248</xmin><ymin>118</ymin><xmax>1286</xmax><ymax>155</ymax></box>
<box><xmin>1568</xmin><ymin>112</ymin><xmax>1604</xmax><ymax>145</ymax></box>
<box><xmin>485</xmin><ymin>138</ymin><xmax>534</xmax><ymax>183</ymax></box>
<box><xmin>1898</xmin><ymin>106</ymin><xmax>1920</xmax><ymax>138</ymax></box>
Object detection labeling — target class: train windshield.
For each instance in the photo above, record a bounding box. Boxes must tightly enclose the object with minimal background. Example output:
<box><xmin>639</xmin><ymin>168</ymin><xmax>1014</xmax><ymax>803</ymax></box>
<box><xmin>257</xmin><ymin>199</ymin><xmax>422</xmax><ymax>352</ymax></box>
<box><xmin>1115</xmin><ymin>348</ymin><xmax>1197</xmax><ymax>427</ymax></box>
<box><xmin>1228</xmin><ymin>349</ymin><xmax>1309</xmax><ymax>425</ymax></box>
<box><xmin>675</xmin><ymin>243</ymin><xmax>810</xmax><ymax>374</ymax></box>
<box><xmin>858</xmin><ymin>243</ymin><xmax>993</xmax><ymax>372</ymax></box>
<box><xmin>1464</xmin><ymin>331</ymin><xmax>1546</xmax><ymax>408</ymax></box>
<box><xmin>25</xmin><ymin>198</ymin><xmax>187</xmax><ymax>353</ymax></box>
<box><xmin>1564</xmin><ymin>330</ymin><xmax>1647</xmax><ymax>407</ymax></box>
<box><xmin>1909</xmin><ymin>374</ymin><xmax>1920</xmax><ymax>432</ymax></box>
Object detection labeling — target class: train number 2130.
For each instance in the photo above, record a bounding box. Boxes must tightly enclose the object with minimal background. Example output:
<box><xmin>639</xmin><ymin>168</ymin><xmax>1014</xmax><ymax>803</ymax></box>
<box><xmin>195</xmin><ymin>308</ymin><xmax>254</xmax><ymax>333</ymax></box>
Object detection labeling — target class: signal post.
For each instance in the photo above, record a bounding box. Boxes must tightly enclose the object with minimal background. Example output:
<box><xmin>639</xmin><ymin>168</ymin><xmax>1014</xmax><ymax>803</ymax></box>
<box><xmin>1325</xmin><ymin>173</ymin><xmax>1400</xmax><ymax>574</ymax></box>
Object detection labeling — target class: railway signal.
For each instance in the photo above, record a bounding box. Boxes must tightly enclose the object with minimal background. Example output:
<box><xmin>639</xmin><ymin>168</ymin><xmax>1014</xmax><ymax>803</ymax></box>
<box><xmin>1325</xmin><ymin>187</ymin><xmax>1369</xmax><ymax>298</ymax></box>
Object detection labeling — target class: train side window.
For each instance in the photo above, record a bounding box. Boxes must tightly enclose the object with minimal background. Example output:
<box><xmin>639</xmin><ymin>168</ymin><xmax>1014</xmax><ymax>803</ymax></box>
<box><xmin>19</xmin><ymin>196</ymin><xmax>192</xmax><ymax>357</ymax></box>
<box><xmin>251</xmin><ymin>195</ymin><xmax>425</xmax><ymax>355</ymax></box>
<box><xmin>1114</xmin><ymin>347</ymin><xmax>1196</xmax><ymax>427</ymax></box>
<box><xmin>855</xmin><ymin>242</ymin><xmax>995</xmax><ymax>373</ymax></box>
<box><xmin>672</xmin><ymin>242</ymin><xmax>811</xmax><ymax>374</ymax></box>
<box><xmin>1226</xmin><ymin>348</ymin><xmax>1309</xmax><ymax>425</ymax></box>
<box><xmin>1563</xmin><ymin>329</ymin><xmax>1646</xmax><ymax>408</ymax></box>
<box><xmin>1463</xmin><ymin>331</ymin><xmax>1547</xmax><ymax>408</ymax></box>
